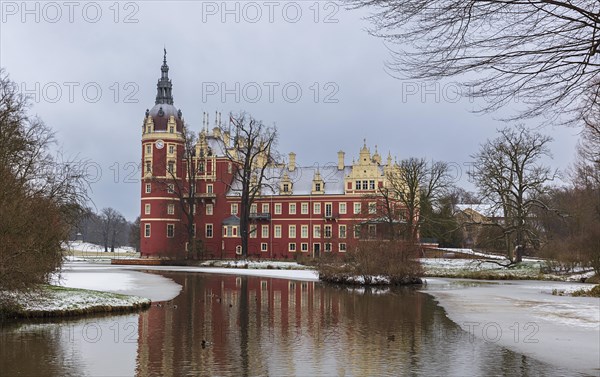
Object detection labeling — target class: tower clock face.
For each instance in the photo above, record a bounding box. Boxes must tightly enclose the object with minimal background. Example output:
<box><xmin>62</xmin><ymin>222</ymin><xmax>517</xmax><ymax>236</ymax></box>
<box><xmin>156</xmin><ymin>140</ymin><xmax>164</xmax><ymax>149</ymax></box>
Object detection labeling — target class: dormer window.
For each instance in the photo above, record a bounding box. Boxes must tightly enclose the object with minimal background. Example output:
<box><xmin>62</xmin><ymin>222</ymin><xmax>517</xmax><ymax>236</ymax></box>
<box><xmin>315</xmin><ymin>183</ymin><xmax>321</xmax><ymax>192</ymax></box>
<box><xmin>283</xmin><ymin>183</ymin><xmax>289</xmax><ymax>192</ymax></box>
<box><xmin>169</xmin><ymin>125</ymin><xmax>174</xmax><ymax>133</ymax></box>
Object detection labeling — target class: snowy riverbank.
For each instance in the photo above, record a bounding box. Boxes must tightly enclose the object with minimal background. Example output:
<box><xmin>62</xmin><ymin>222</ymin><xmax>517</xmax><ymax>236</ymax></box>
<box><xmin>423</xmin><ymin>278</ymin><xmax>600</xmax><ymax>376</ymax></box>
<box><xmin>1</xmin><ymin>285</ymin><xmax>150</xmax><ymax>319</ymax></box>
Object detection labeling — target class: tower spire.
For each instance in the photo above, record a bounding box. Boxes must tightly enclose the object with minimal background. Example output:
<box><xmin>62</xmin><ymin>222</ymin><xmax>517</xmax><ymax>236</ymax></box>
<box><xmin>155</xmin><ymin>49</ymin><xmax>174</xmax><ymax>105</ymax></box>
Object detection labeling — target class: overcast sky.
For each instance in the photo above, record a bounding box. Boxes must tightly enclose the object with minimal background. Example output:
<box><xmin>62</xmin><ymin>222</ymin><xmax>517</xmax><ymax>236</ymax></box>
<box><xmin>0</xmin><ymin>1</ymin><xmax>581</xmax><ymax>221</ymax></box>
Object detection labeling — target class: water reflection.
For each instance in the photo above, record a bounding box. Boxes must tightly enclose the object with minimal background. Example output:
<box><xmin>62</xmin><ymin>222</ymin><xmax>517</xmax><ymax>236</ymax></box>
<box><xmin>1</xmin><ymin>273</ymin><xmax>582</xmax><ymax>376</ymax></box>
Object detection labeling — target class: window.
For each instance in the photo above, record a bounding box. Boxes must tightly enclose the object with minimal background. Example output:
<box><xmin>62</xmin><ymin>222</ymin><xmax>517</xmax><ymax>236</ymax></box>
<box><xmin>262</xmin><ymin>203</ymin><xmax>270</xmax><ymax>213</ymax></box>
<box><xmin>207</xmin><ymin>184</ymin><xmax>213</xmax><ymax>194</ymax></box>
<box><xmin>368</xmin><ymin>202</ymin><xmax>377</xmax><ymax>214</ymax></box>
<box><xmin>289</xmin><ymin>225</ymin><xmax>296</xmax><ymax>238</ymax></box>
<box><xmin>262</xmin><ymin>225</ymin><xmax>269</xmax><ymax>238</ymax></box>
<box><xmin>144</xmin><ymin>224</ymin><xmax>151</xmax><ymax>238</ymax></box>
<box><xmin>289</xmin><ymin>203</ymin><xmax>296</xmax><ymax>214</ymax></box>
<box><xmin>206</xmin><ymin>204</ymin><xmax>213</xmax><ymax>215</ymax></box>
<box><xmin>274</xmin><ymin>203</ymin><xmax>282</xmax><ymax>215</ymax></box>
<box><xmin>144</xmin><ymin>203</ymin><xmax>151</xmax><ymax>215</ymax></box>
<box><xmin>167</xmin><ymin>160</ymin><xmax>175</xmax><ymax>174</ymax></box>
<box><xmin>355</xmin><ymin>180</ymin><xmax>361</xmax><ymax>190</ymax></box>
<box><xmin>369</xmin><ymin>180</ymin><xmax>375</xmax><ymax>190</ymax></box>
<box><xmin>261</xmin><ymin>243</ymin><xmax>268</xmax><ymax>252</ymax></box>
<box><xmin>339</xmin><ymin>202</ymin><xmax>346</xmax><ymax>214</ymax></box>
<box><xmin>301</xmin><ymin>243</ymin><xmax>309</xmax><ymax>252</ymax></box>
<box><xmin>145</xmin><ymin>161</ymin><xmax>152</xmax><ymax>174</ymax></box>
<box><xmin>168</xmin><ymin>125</ymin><xmax>174</xmax><ymax>133</ymax></box>
<box><xmin>313</xmin><ymin>225</ymin><xmax>321</xmax><ymax>238</ymax></box>
<box><xmin>368</xmin><ymin>224</ymin><xmax>377</xmax><ymax>238</ymax></box>
<box><xmin>354</xmin><ymin>202</ymin><xmax>361</xmax><ymax>214</ymax></box>
<box><xmin>324</xmin><ymin>225</ymin><xmax>332</xmax><ymax>238</ymax></box>
<box><xmin>354</xmin><ymin>225</ymin><xmax>361</xmax><ymax>238</ymax></box>
<box><xmin>274</xmin><ymin>225</ymin><xmax>282</xmax><ymax>238</ymax></box>
<box><xmin>325</xmin><ymin>203</ymin><xmax>332</xmax><ymax>217</ymax></box>
<box><xmin>168</xmin><ymin>144</ymin><xmax>175</xmax><ymax>154</ymax></box>
<box><xmin>231</xmin><ymin>203</ymin><xmax>238</xmax><ymax>215</ymax></box>
<box><xmin>315</xmin><ymin>182</ymin><xmax>321</xmax><ymax>192</ymax></box>
<box><xmin>224</xmin><ymin>225</ymin><xmax>238</xmax><ymax>237</ymax></box>
<box><xmin>339</xmin><ymin>225</ymin><xmax>347</xmax><ymax>238</ymax></box>
<box><xmin>167</xmin><ymin>203</ymin><xmax>174</xmax><ymax>215</ymax></box>
<box><xmin>145</xmin><ymin>144</ymin><xmax>152</xmax><ymax>155</ymax></box>
<box><xmin>289</xmin><ymin>243</ymin><xmax>296</xmax><ymax>252</ymax></box>
<box><xmin>250</xmin><ymin>224</ymin><xmax>257</xmax><ymax>238</ymax></box>
<box><xmin>362</xmin><ymin>181</ymin><xmax>368</xmax><ymax>190</ymax></box>
<box><xmin>339</xmin><ymin>243</ymin><xmax>347</xmax><ymax>252</ymax></box>
<box><xmin>251</xmin><ymin>203</ymin><xmax>258</xmax><ymax>214</ymax></box>
<box><xmin>236</xmin><ymin>245</ymin><xmax>242</xmax><ymax>255</ymax></box>
<box><xmin>167</xmin><ymin>184</ymin><xmax>174</xmax><ymax>194</ymax></box>
<box><xmin>301</xmin><ymin>202</ymin><xmax>309</xmax><ymax>214</ymax></box>
<box><xmin>167</xmin><ymin>224</ymin><xmax>175</xmax><ymax>238</ymax></box>
<box><xmin>145</xmin><ymin>183</ymin><xmax>151</xmax><ymax>193</ymax></box>
<box><xmin>324</xmin><ymin>243</ymin><xmax>332</xmax><ymax>252</ymax></box>
<box><xmin>198</xmin><ymin>162</ymin><xmax>204</xmax><ymax>173</ymax></box>
<box><xmin>283</xmin><ymin>183</ymin><xmax>289</xmax><ymax>192</ymax></box>
<box><xmin>313</xmin><ymin>203</ymin><xmax>321</xmax><ymax>215</ymax></box>
<box><xmin>301</xmin><ymin>225</ymin><xmax>309</xmax><ymax>238</ymax></box>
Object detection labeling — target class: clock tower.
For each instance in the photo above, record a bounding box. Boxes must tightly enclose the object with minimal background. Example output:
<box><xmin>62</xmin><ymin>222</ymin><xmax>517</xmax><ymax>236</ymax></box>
<box><xmin>140</xmin><ymin>50</ymin><xmax>186</xmax><ymax>258</ymax></box>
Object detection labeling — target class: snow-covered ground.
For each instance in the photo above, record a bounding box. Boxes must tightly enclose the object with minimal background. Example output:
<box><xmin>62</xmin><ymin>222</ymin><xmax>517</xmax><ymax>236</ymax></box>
<box><xmin>56</xmin><ymin>265</ymin><xmax>183</xmax><ymax>302</ymax></box>
<box><xmin>423</xmin><ymin>278</ymin><xmax>600</xmax><ymax>376</ymax></box>
<box><xmin>5</xmin><ymin>285</ymin><xmax>150</xmax><ymax>317</ymax></box>
<box><xmin>62</xmin><ymin>241</ymin><xmax>137</xmax><ymax>254</ymax></box>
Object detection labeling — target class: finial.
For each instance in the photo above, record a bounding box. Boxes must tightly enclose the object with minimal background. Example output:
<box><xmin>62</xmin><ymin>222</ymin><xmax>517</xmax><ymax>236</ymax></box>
<box><xmin>163</xmin><ymin>47</ymin><xmax>167</xmax><ymax>64</ymax></box>
<box><xmin>215</xmin><ymin>111</ymin><xmax>218</xmax><ymax>126</ymax></box>
<box><xmin>363</xmin><ymin>138</ymin><xmax>366</xmax><ymax>148</ymax></box>
<box><xmin>375</xmin><ymin>145</ymin><xmax>378</xmax><ymax>153</ymax></box>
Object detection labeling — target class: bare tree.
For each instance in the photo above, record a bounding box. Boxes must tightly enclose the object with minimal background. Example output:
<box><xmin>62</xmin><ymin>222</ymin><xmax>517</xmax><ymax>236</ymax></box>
<box><xmin>470</xmin><ymin>125</ymin><xmax>557</xmax><ymax>262</ymax></box>
<box><xmin>347</xmin><ymin>0</ymin><xmax>600</xmax><ymax>123</ymax></box>
<box><xmin>99</xmin><ymin>208</ymin><xmax>126</xmax><ymax>252</ymax></box>
<box><xmin>0</xmin><ymin>69</ymin><xmax>89</xmax><ymax>295</ymax></box>
<box><xmin>161</xmin><ymin>125</ymin><xmax>203</xmax><ymax>258</ymax></box>
<box><xmin>216</xmin><ymin>113</ymin><xmax>278</xmax><ymax>258</ymax></box>
<box><xmin>386</xmin><ymin>158</ymin><xmax>454</xmax><ymax>242</ymax></box>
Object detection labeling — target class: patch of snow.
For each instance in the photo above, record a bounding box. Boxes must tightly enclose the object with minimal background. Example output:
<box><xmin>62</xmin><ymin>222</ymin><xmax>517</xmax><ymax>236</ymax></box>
<box><xmin>422</xmin><ymin>279</ymin><xmax>600</xmax><ymax>376</ymax></box>
<box><xmin>62</xmin><ymin>241</ymin><xmax>137</xmax><ymax>253</ymax></box>
<box><xmin>56</xmin><ymin>265</ymin><xmax>182</xmax><ymax>302</ymax></box>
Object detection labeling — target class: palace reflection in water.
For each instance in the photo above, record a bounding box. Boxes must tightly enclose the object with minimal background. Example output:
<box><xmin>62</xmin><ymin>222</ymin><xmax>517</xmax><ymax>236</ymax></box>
<box><xmin>1</xmin><ymin>272</ymin><xmax>580</xmax><ymax>376</ymax></box>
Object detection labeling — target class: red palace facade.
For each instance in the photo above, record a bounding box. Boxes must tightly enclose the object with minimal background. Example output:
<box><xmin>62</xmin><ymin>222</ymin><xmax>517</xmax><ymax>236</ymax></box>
<box><xmin>140</xmin><ymin>54</ymin><xmax>407</xmax><ymax>260</ymax></box>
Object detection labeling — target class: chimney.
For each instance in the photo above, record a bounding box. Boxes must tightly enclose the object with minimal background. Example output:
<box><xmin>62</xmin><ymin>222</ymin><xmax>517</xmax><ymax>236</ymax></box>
<box><xmin>337</xmin><ymin>150</ymin><xmax>345</xmax><ymax>170</ymax></box>
<box><xmin>288</xmin><ymin>152</ymin><xmax>296</xmax><ymax>172</ymax></box>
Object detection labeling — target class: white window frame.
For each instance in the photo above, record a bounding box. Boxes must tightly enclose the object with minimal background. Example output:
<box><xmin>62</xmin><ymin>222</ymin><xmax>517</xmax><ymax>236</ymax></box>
<box><xmin>231</xmin><ymin>203</ymin><xmax>238</xmax><ymax>215</ymax></box>
<box><xmin>339</xmin><ymin>243</ymin><xmax>347</xmax><ymax>252</ymax></box>
<box><xmin>324</xmin><ymin>225</ymin><xmax>332</xmax><ymax>238</ymax></box>
<box><xmin>339</xmin><ymin>225</ymin><xmax>347</xmax><ymax>239</ymax></box>
<box><xmin>325</xmin><ymin>203</ymin><xmax>332</xmax><ymax>217</ymax></box>
<box><xmin>144</xmin><ymin>203</ymin><xmax>151</xmax><ymax>215</ymax></box>
<box><xmin>368</xmin><ymin>202</ymin><xmax>377</xmax><ymax>215</ymax></box>
<box><xmin>339</xmin><ymin>202</ymin><xmax>347</xmax><ymax>214</ymax></box>
<box><xmin>301</xmin><ymin>225</ymin><xmax>309</xmax><ymax>239</ymax></box>
<box><xmin>274</xmin><ymin>225</ymin><xmax>282</xmax><ymax>238</ymax></box>
<box><xmin>261</xmin><ymin>243</ymin><xmax>268</xmax><ymax>252</ymax></box>
<box><xmin>301</xmin><ymin>202</ymin><xmax>309</xmax><ymax>214</ymax></box>
<box><xmin>167</xmin><ymin>203</ymin><xmax>175</xmax><ymax>215</ymax></box>
<box><xmin>206</xmin><ymin>224</ymin><xmax>213</xmax><ymax>238</ymax></box>
<box><xmin>144</xmin><ymin>224</ymin><xmax>151</xmax><ymax>238</ymax></box>
<box><xmin>301</xmin><ymin>243</ymin><xmax>309</xmax><ymax>252</ymax></box>
<box><xmin>250</xmin><ymin>224</ymin><xmax>257</xmax><ymax>238</ymax></box>
<box><xmin>274</xmin><ymin>203</ymin><xmax>282</xmax><ymax>215</ymax></box>
<box><xmin>289</xmin><ymin>203</ymin><xmax>297</xmax><ymax>215</ymax></box>
<box><xmin>289</xmin><ymin>243</ymin><xmax>296</xmax><ymax>252</ymax></box>
<box><xmin>145</xmin><ymin>183</ymin><xmax>151</xmax><ymax>194</ymax></box>
<box><xmin>354</xmin><ymin>202</ymin><xmax>361</xmax><ymax>215</ymax></box>
<box><xmin>206</xmin><ymin>203</ymin><xmax>213</xmax><ymax>215</ymax></box>
<box><xmin>313</xmin><ymin>225</ymin><xmax>321</xmax><ymax>238</ymax></box>
<box><xmin>261</xmin><ymin>225</ymin><xmax>269</xmax><ymax>238</ymax></box>
<box><xmin>313</xmin><ymin>202</ymin><xmax>321</xmax><ymax>215</ymax></box>
<box><xmin>167</xmin><ymin>224</ymin><xmax>175</xmax><ymax>238</ymax></box>
<box><xmin>262</xmin><ymin>203</ymin><xmax>270</xmax><ymax>213</ymax></box>
<box><xmin>289</xmin><ymin>225</ymin><xmax>296</xmax><ymax>238</ymax></box>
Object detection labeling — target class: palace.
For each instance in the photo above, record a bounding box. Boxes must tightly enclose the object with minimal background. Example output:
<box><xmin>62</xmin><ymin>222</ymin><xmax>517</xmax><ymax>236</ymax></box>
<box><xmin>140</xmin><ymin>53</ymin><xmax>407</xmax><ymax>259</ymax></box>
